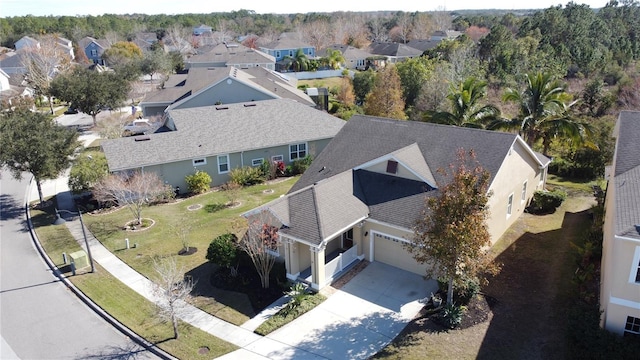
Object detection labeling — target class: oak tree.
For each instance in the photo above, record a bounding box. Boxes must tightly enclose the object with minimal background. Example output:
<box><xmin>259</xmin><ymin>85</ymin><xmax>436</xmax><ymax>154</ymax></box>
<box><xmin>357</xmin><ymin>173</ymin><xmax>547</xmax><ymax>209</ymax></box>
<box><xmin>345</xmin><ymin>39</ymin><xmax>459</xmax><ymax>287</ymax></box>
<box><xmin>0</xmin><ymin>110</ymin><xmax>79</xmax><ymax>204</ymax></box>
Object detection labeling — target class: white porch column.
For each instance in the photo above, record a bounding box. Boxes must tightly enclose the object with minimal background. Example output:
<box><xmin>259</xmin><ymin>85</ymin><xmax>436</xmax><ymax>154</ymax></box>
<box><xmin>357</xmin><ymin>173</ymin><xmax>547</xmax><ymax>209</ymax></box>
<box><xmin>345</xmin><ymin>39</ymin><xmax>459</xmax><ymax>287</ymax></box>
<box><xmin>310</xmin><ymin>245</ymin><xmax>326</xmax><ymax>290</ymax></box>
<box><xmin>282</xmin><ymin>237</ymin><xmax>300</xmax><ymax>280</ymax></box>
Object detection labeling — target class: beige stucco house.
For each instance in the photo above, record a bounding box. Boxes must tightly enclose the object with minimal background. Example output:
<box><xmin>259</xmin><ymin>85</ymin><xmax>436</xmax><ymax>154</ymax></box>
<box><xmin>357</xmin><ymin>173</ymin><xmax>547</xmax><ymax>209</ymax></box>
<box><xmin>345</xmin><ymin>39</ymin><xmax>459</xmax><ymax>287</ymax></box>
<box><xmin>245</xmin><ymin>115</ymin><xmax>550</xmax><ymax>290</ymax></box>
<box><xmin>600</xmin><ymin>110</ymin><xmax>640</xmax><ymax>337</ymax></box>
<box><xmin>101</xmin><ymin>99</ymin><xmax>346</xmax><ymax>192</ymax></box>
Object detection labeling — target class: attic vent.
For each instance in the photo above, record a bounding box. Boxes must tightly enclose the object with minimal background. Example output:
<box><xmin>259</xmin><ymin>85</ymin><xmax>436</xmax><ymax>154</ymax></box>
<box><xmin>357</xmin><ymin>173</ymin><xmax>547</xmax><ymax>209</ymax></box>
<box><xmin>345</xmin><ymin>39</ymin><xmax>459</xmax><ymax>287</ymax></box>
<box><xmin>386</xmin><ymin>160</ymin><xmax>398</xmax><ymax>174</ymax></box>
<box><xmin>134</xmin><ymin>135</ymin><xmax>150</xmax><ymax>141</ymax></box>
<box><xmin>215</xmin><ymin>106</ymin><xmax>229</xmax><ymax>110</ymax></box>
<box><xmin>243</xmin><ymin>103</ymin><xmax>256</xmax><ymax>107</ymax></box>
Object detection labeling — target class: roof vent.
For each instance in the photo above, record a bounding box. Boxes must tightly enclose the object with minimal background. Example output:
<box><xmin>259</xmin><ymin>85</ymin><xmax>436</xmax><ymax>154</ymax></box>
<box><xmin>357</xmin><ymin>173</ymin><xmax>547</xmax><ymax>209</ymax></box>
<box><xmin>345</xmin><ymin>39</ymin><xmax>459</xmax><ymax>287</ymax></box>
<box><xmin>386</xmin><ymin>160</ymin><xmax>398</xmax><ymax>174</ymax></box>
<box><xmin>243</xmin><ymin>103</ymin><xmax>256</xmax><ymax>107</ymax></box>
<box><xmin>134</xmin><ymin>135</ymin><xmax>150</xmax><ymax>141</ymax></box>
<box><xmin>215</xmin><ymin>106</ymin><xmax>229</xmax><ymax>110</ymax></box>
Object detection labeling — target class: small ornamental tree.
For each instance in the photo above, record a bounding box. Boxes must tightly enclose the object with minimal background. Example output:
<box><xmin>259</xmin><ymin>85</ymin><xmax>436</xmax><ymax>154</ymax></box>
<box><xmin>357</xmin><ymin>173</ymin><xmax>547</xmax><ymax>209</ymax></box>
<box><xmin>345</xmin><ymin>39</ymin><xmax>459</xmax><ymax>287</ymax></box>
<box><xmin>408</xmin><ymin>148</ymin><xmax>500</xmax><ymax>305</ymax></box>
<box><xmin>237</xmin><ymin>211</ymin><xmax>281</xmax><ymax>289</ymax></box>
<box><xmin>206</xmin><ymin>233</ymin><xmax>239</xmax><ymax>276</ymax></box>
<box><xmin>151</xmin><ymin>257</ymin><xmax>195</xmax><ymax>340</ymax></box>
<box><xmin>93</xmin><ymin>171</ymin><xmax>166</xmax><ymax>225</ymax></box>
<box><xmin>185</xmin><ymin>170</ymin><xmax>211</xmax><ymax>194</ymax></box>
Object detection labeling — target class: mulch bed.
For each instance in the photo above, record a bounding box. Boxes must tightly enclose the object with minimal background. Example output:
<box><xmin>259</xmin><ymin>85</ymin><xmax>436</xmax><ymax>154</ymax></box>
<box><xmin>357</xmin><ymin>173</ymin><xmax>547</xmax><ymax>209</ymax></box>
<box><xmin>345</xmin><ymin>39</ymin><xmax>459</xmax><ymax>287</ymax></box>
<box><xmin>210</xmin><ymin>265</ymin><xmax>287</xmax><ymax>313</ymax></box>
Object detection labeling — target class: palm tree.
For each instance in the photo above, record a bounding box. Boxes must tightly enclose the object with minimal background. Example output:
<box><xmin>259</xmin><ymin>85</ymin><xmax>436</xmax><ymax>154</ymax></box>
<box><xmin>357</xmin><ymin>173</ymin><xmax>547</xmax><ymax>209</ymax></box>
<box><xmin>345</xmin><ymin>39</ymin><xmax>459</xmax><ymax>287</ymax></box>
<box><xmin>284</xmin><ymin>48</ymin><xmax>310</xmax><ymax>72</ymax></box>
<box><xmin>488</xmin><ymin>72</ymin><xmax>591</xmax><ymax>155</ymax></box>
<box><xmin>423</xmin><ymin>77</ymin><xmax>501</xmax><ymax>128</ymax></box>
<box><xmin>320</xmin><ymin>48</ymin><xmax>345</xmax><ymax>70</ymax></box>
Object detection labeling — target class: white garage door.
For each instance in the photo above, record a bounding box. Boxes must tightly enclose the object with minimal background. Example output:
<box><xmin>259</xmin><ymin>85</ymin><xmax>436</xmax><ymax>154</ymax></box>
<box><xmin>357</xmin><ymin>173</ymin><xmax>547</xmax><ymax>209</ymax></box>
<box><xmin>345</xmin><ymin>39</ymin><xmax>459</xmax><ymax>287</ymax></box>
<box><xmin>373</xmin><ymin>232</ymin><xmax>426</xmax><ymax>275</ymax></box>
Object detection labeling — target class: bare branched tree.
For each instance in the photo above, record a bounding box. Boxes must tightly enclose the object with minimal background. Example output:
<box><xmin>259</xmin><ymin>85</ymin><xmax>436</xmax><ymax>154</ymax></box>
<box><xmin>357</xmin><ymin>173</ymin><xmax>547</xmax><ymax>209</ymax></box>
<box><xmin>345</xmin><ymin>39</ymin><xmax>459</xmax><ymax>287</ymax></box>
<box><xmin>151</xmin><ymin>257</ymin><xmax>195</xmax><ymax>339</ymax></box>
<box><xmin>238</xmin><ymin>211</ymin><xmax>281</xmax><ymax>289</ymax></box>
<box><xmin>165</xmin><ymin>25</ymin><xmax>194</xmax><ymax>56</ymax></box>
<box><xmin>432</xmin><ymin>6</ymin><xmax>453</xmax><ymax>32</ymax></box>
<box><xmin>103</xmin><ymin>31</ymin><xmax>121</xmax><ymax>47</ymax></box>
<box><xmin>95</xmin><ymin>112</ymin><xmax>131</xmax><ymax>139</ymax></box>
<box><xmin>169</xmin><ymin>215</ymin><xmax>196</xmax><ymax>254</ymax></box>
<box><xmin>412</xmin><ymin>13</ymin><xmax>435</xmax><ymax>40</ymax></box>
<box><xmin>21</xmin><ymin>35</ymin><xmax>73</xmax><ymax>114</ymax></box>
<box><xmin>93</xmin><ymin>171</ymin><xmax>167</xmax><ymax>225</ymax></box>
<box><xmin>390</xmin><ymin>13</ymin><xmax>413</xmax><ymax>43</ymax></box>
<box><xmin>367</xmin><ymin>16</ymin><xmax>389</xmax><ymax>43</ymax></box>
<box><xmin>300</xmin><ymin>20</ymin><xmax>333</xmax><ymax>51</ymax></box>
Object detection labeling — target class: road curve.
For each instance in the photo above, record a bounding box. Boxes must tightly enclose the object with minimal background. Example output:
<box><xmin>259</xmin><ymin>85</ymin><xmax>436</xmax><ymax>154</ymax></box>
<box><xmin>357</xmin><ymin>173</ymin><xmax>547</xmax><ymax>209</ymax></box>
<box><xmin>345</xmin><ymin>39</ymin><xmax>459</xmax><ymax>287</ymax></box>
<box><xmin>0</xmin><ymin>172</ymin><xmax>158</xmax><ymax>359</ymax></box>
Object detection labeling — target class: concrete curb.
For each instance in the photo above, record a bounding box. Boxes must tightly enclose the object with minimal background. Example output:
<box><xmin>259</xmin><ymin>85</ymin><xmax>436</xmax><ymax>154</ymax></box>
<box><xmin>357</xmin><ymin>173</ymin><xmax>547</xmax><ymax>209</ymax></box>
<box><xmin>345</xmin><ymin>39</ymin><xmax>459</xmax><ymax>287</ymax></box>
<box><xmin>24</xmin><ymin>176</ymin><xmax>176</xmax><ymax>360</ymax></box>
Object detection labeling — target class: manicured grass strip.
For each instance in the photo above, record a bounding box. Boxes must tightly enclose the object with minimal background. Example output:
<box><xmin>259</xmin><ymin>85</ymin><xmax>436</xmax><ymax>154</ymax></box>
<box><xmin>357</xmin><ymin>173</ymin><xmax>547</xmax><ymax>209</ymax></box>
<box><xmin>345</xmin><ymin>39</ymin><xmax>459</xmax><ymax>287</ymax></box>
<box><xmin>70</xmin><ymin>264</ymin><xmax>238</xmax><ymax>359</ymax></box>
<box><xmin>254</xmin><ymin>293</ymin><xmax>326</xmax><ymax>336</ymax></box>
<box><xmin>31</xmin><ymin>204</ymin><xmax>238</xmax><ymax>359</ymax></box>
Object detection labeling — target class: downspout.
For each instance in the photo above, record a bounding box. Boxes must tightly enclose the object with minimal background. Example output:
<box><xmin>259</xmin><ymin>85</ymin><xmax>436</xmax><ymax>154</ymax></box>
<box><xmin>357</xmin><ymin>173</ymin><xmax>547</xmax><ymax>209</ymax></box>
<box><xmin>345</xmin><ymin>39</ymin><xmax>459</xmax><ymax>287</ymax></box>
<box><xmin>241</xmin><ymin>151</ymin><xmax>244</xmax><ymax>167</ymax></box>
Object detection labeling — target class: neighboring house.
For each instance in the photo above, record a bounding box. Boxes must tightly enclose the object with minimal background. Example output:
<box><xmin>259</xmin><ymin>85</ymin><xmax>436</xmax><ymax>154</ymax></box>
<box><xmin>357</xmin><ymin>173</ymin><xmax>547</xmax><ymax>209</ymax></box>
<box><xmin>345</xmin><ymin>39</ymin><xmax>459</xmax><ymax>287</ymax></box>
<box><xmin>15</xmin><ymin>35</ymin><xmax>75</xmax><ymax>60</ymax></box>
<box><xmin>319</xmin><ymin>45</ymin><xmax>372</xmax><ymax>70</ymax></box>
<box><xmin>600</xmin><ymin>110</ymin><xmax>640</xmax><ymax>337</ymax></box>
<box><xmin>140</xmin><ymin>66</ymin><xmax>314</xmax><ymax>117</ymax></box>
<box><xmin>0</xmin><ymin>71</ymin><xmax>35</xmax><ymax>105</ymax></box>
<box><xmin>193</xmin><ymin>24</ymin><xmax>213</xmax><ymax>36</ymax></box>
<box><xmin>78</xmin><ymin>37</ymin><xmax>109</xmax><ymax>65</ymax></box>
<box><xmin>185</xmin><ymin>42</ymin><xmax>275</xmax><ymax>70</ymax></box>
<box><xmin>14</xmin><ymin>36</ymin><xmax>39</xmax><ymax>50</ymax></box>
<box><xmin>259</xmin><ymin>35</ymin><xmax>315</xmax><ymax>71</ymax></box>
<box><xmin>431</xmin><ymin>30</ymin><xmax>463</xmax><ymax>41</ymax></box>
<box><xmin>0</xmin><ymin>50</ymin><xmax>26</xmax><ymax>74</ymax></box>
<box><xmin>367</xmin><ymin>42</ymin><xmax>423</xmax><ymax>64</ymax></box>
<box><xmin>101</xmin><ymin>99</ymin><xmax>346</xmax><ymax>191</ymax></box>
<box><xmin>132</xmin><ymin>32</ymin><xmax>160</xmax><ymax>52</ymax></box>
<box><xmin>244</xmin><ymin>115</ymin><xmax>550</xmax><ymax>290</ymax></box>
<box><xmin>406</xmin><ymin>39</ymin><xmax>441</xmax><ymax>53</ymax></box>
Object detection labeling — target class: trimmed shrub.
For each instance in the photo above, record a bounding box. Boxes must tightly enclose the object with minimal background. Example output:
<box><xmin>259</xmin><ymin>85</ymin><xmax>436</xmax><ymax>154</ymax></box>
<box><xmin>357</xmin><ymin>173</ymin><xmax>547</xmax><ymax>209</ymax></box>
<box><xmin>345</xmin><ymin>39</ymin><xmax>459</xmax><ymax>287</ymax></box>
<box><xmin>185</xmin><ymin>170</ymin><xmax>211</xmax><ymax>194</ymax></box>
<box><xmin>68</xmin><ymin>152</ymin><xmax>109</xmax><ymax>194</ymax></box>
<box><xmin>528</xmin><ymin>189</ymin><xmax>567</xmax><ymax>214</ymax></box>
<box><xmin>288</xmin><ymin>155</ymin><xmax>313</xmax><ymax>176</ymax></box>
<box><xmin>229</xmin><ymin>166</ymin><xmax>264</xmax><ymax>186</ymax></box>
<box><xmin>206</xmin><ymin>233</ymin><xmax>239</xmax><ymax>268</ymax></box>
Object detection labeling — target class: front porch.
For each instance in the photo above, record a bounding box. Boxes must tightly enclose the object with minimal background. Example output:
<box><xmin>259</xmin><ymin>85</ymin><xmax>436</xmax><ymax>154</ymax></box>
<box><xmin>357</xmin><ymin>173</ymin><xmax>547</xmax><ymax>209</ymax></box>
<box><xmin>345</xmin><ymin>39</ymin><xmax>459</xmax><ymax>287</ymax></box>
<box><xmin>298</xmin><ymin>245</ymin><xmax>361</xmax><ymax>287</ymax></box>
<box><xmin>283</xmin><ymin>227</ymin><xmax>364</xmax><ymax>290</ymax></box>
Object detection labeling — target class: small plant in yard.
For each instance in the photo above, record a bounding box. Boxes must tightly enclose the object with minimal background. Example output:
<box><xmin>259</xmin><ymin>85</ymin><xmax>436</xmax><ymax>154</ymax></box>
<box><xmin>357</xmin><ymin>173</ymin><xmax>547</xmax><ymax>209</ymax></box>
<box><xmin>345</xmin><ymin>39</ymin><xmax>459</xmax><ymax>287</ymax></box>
<box><xmin>283</xmin><ymin>282</ymin><xmax>307</xmax><ymax>314</ymax></box>
<box><xmin>221</xmin><ymin>181</ymin><xmax>241</xmax><ymax>207</ymax></box>
<box><xmin>185</xmin><ymin>170</ymin><xmax>211</xmax><ymax>194</ymax></box>
<box><xmin>229</xmin><ymin>166</ymin><xmax>264</xmax><ymax>186</ymax></box>
<box><xmin>438</xmin><ymin>303</ymin><xmax>466</xmax><ymax>329</ymax></box>
<box><xmin>254</xmin><ymin>291</ymin><xmax>326</xmax><ymax>336</ymax></box>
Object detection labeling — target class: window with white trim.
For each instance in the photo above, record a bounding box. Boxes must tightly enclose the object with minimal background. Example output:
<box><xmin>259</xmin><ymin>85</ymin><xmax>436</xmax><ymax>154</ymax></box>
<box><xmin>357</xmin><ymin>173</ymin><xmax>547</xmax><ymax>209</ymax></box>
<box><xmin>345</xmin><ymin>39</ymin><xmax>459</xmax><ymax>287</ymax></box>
<box><xmin>217</xmin><ymin>154</ymin><xmax>229</xmax><ymax>174</ymax></box>
<box><xmin>507</xmin><ymin>194</ymin><xmax>513</xmax><ymax>217</ymax></box>
<box><xmin>251</xmin><ymin>158</ymin><xmax>264</xmax><ymax>167</ymax></box>
<box><xmin>625</xmin><ymin>316</ymin><xmax>640</xmax><ymax>337</ymax></box>
<box><xmin>521</xmin><ymin>181</ymin><xmax>528</xmax><ymax>202</ymax></box>
<box><xmin>192</xmin><ymin>158</ymin><xmax>206</xmax><ymax>166</ymax></box>
<box><xmin>271</xmin><ymin>155</ymin><xmax>283</xmax><ymax>162</ymax></box>
<box><xmin>289</xmin><ymin>143</ymin><xmax>307</xmax><ymax>161</ymax></box>
<box><xmin>275</xmin><ymin>50</ymin><xmax>280</xmax><ymax>58</ymax></box>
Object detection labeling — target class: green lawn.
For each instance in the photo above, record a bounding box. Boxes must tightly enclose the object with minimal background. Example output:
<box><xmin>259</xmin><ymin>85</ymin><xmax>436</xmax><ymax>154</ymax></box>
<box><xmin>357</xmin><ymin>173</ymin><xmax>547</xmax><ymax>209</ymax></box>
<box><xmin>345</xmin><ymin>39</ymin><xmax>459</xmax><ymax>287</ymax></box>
<box><xmin>298</xmin><ymin>77</ymin><xmax>343</xmax><ymax>90</ymax></box>
<box><xmin>30</xmin><ymin>204</ymin><xmax>238</xmax><ymax>359</ymax></box>
<box><xmin>81</xmin><ymin>177</ymin><xmax>299</xmax><ymax>325</ymax></box>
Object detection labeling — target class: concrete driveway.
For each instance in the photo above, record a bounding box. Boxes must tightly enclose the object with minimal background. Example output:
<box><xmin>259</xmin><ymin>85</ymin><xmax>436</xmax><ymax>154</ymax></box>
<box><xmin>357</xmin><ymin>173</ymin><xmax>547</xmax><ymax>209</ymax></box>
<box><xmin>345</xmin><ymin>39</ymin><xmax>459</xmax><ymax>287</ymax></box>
<box><xmin>250</xmin><ymin>262</ymin><xmax>438</xmax><ymax>359</ymax></box>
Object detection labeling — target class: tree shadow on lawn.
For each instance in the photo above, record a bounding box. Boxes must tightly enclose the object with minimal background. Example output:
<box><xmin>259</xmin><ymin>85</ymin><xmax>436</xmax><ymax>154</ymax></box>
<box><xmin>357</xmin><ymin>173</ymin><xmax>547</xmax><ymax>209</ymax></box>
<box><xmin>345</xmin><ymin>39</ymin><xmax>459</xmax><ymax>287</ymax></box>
<box><xmin>186</xmin><ymin>262</ymin><xmax>283</xmax><ymax>325</ymax></box>
<box><xmin>476</xmin><ymin>209</ymin><xmax>591</xmax><ymax>360</ymax></box>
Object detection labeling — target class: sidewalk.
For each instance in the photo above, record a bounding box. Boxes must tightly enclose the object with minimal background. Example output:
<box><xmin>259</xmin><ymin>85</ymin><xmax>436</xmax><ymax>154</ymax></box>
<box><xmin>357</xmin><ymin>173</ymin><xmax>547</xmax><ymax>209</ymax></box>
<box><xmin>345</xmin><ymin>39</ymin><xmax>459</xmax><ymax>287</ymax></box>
<box><xmin>41</xmin><ymin>138</ymin><xmax>321</xmax><ymax>359</ymax></box>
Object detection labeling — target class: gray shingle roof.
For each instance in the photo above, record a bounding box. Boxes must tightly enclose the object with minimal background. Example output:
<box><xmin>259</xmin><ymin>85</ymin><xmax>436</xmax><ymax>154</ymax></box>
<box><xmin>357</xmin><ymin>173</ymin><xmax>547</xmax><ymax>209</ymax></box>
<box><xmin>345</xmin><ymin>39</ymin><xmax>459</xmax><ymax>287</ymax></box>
<box><xmin>367</xmin><ymin>42</ymin><xmax>423</xmax><ymax>57</ymax></box>
<box><xmin>101</xmin><ymin>99</ymin><xmax>346</xmax><ymax>171</ymax></box>
<box><xmin>252</xmin><ymin>115</ymin><xmax>534</xmax><ymax>246</ymax></box>
<box><xmin>612</xmin><ymin>110</ymin><xmax>640</xmax><ymax>240</ymax></box>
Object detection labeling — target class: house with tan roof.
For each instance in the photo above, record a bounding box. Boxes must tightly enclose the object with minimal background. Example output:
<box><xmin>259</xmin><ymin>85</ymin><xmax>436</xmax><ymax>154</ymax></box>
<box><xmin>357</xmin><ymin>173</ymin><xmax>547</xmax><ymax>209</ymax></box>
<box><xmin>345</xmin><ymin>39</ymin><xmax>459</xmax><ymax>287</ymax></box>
<box><xmin>101</xmin><ymin>99</ymin><xmax>346</xmax><ymax>191</ymax></box>
<box><xmin>259</xmin><ymin>35</ymin><xmax>315</xmax><ymax>71</ymax></box>
<box><xmin>140</xmin><ymin>66</ymin><xmax>315</xmax><ymax>117</ymax></box>
<box><xmin>600</xmin><ymin>110</ymin><xmax>640</xmax><ymax>337</ymax></box>
<box><xmin>319</xmin><ymin>45</ymin><xmax>373</xmax><ymax>71</ymax></box>
<box><xmin>245</xmin><ymin>115</ymin><xmax>550</xmax><ymax>290</ymax></box>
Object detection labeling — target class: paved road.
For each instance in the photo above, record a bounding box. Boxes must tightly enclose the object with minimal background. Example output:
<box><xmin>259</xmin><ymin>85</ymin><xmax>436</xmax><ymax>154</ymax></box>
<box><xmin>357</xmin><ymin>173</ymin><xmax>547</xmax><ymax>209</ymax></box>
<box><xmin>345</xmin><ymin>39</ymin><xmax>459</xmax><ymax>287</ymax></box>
<box><xmin>0</xmin><ymin>172</ymin><xmax>157</xmax><ymax>359</ymax></box>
